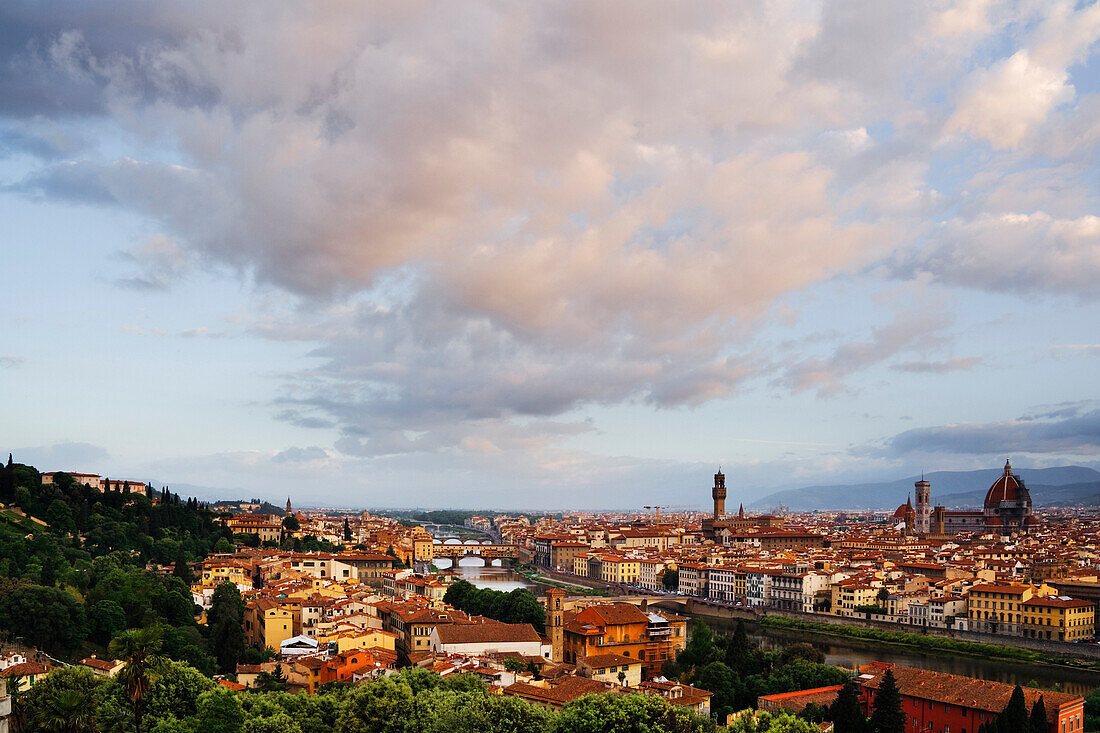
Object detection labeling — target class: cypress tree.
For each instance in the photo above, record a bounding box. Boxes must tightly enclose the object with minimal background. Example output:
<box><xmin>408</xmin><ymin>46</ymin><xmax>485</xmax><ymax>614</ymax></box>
<box><xmin>999</xmin><ymin>686</ymin><xmax>1030</xmax><ymax>733</ymax></box>
<box><xmin>830</xmin><ymin>678</ymin><xmax>868</xmax><ymax>733</ymax></box>
<box><xmin>869</xmin><ymin>668</ymin><xmax>906</xmax><ymax>733</ymax></box>
<box><xmin>1028</xmin><ymin>697</ymin><xmax>1048</xmax><ymax>733</ymax></box>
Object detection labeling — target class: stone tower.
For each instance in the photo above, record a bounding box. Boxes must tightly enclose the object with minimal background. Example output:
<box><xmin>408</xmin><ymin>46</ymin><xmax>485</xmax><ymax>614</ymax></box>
<box><xmin>914</xmin><ymin>476</ymin><xmax>931</xmax><ymax>534</ymax></box>
<box><xmin>286</xmin><ymin>497</ymin><xmax>293</xmax><ymax>517</ymax></box>
<box><xmin>712</xmin><ymin>469</ymin><xmax>726</xmax><ymax>519</ymax></box>
<box><xmin>545</xmin><ymin>588</ymin><xmax>566</xmax><ymax>663</ymax></box>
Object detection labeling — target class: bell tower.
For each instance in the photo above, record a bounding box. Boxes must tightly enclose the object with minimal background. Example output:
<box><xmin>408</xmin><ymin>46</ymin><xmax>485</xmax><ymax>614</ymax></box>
<box><xmin>545</xmin><ymin>588</ymin><xmax>565</xmax><ymax>663</ymax></box>
<box><xmin>712</xmin><ymin>469</ymin><xmax>726</xmax><ymax>518</ymax></box>
<box><xmin>914</xmin><ymin>476</ymin><xmax>931</xmax><ymax>534</ymax></box>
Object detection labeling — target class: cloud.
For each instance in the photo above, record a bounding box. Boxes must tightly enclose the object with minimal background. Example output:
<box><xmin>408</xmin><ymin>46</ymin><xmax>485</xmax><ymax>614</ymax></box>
<box><xmin>900</xmin><ymin>212</ymin><xmax>1100</xmax><ymax>296</ymax></box>
<box><xmin>115</xmin><ymin>234</ymin><xmax>195</xmax><ymax>291</ymax></box>
<box><xmin>0</xmin><ymin>355</ymin><xmax>25</xmax><ymax>368</ymax></box>
<box><xmin>777</xmin><ymin>305</ymin><xmax>953</xmax><ymax>396</ymax></box>
<box><xmin>4</xmin><ymin>1</ymin><xmax>1100</xmax><ymax>471</ymax></box>
<box><xmin>272</xmin><ymin>446</ymin><xmax>329</xmax><ymax>464</ymax></box>
<box><xmin>882</xmin><ymin>409</ymin><xmax>1100</xmax><ymax>456</ymax></box>
<box><xmin>12</xmin><ymin>441</ymin><xmax>110</xmax><ymax>470</ymax></box>
<box><xmin>944</xmin><ymin>2</ymin><xmax>1100</xmax><ymax>149</ymax></box>
<box><xmin>893</xmin><ymin>356</ymin><xmax>980</xmax><ymax>373</ymax></box>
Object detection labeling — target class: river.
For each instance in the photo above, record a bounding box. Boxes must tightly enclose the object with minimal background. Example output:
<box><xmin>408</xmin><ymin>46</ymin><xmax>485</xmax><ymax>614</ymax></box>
<box><xmin>431</xmin><ymin>546</ymin><xmax>1100</xmax><ymax>696</ymax></box>
<box><xmin>701</xmin><ymin>616</ymin><xmax>1100</xmax><ymax>697</ymax></box>
<box><xmin>434</xmin><ymin>556</ymin><xmax>542</xmax><ymax>593</ymax></box>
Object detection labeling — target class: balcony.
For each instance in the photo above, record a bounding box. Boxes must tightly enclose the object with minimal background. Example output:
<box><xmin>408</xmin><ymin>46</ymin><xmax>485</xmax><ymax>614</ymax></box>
<box><xmin>647</xmin><ymin>627</ymin><xmax>672</xmax><ymax>637</ymax></box>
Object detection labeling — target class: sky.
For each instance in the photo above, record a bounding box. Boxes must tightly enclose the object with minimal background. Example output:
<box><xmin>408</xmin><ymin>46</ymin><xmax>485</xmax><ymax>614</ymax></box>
<box><xmin>1</xmin><ymin>1</ymin><xmax>1099</xmax><ymax>510</ymax></box>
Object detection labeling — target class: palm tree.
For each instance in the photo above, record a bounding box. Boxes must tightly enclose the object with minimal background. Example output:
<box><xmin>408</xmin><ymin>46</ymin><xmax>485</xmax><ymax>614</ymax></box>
<box><xmin>109</xmin><ymin>626</ymin><xmax>166</xmax><ymax>733</ymax></box>
<box><xmin>5</xmin><ymin>673</ymin><xmax>28</xmax><ymax>732</ymax></box>
<box><xmin>33</xmin><ymin>688</ymin><xmax>97</xmax><ymax>733</ymax></box>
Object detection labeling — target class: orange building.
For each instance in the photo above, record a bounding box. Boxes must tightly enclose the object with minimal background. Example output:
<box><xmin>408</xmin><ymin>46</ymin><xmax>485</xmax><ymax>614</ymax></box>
<box><xmin>562</xmin><ymin>602</ymin><xmax>687</xmax><ymax>680</ymax></box>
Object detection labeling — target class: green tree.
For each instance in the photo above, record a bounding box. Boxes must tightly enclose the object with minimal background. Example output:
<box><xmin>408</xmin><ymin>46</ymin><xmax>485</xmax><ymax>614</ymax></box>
<box><xmin>554</xmin><ymin>692</ymin><xmax>716</xmax><ymax>733</ymax></box>
<box><xmin>727</xmin><ymin>710</ymin><xmax>819</xmax><ymax>733</ymax></box>
<box><xmin>0</xmin><ymin>584</ymin><xmax>88</xmax><ymax>654</ymax></box>
<box><xmin>24</xmin><ymin>667</ymin><xmax>102</xmax><ymax>733</ymax></box>
<box><xmin>678</xmin><ymin>620</ymin><xmax>720</xmax><ymax>669</ymax></box>
<box><xmin>89</xmin><ymin>599</ymin><xmax>128</xmax><ymax>645</ymax></box>
<box><xmin>45</xmin><ymin>499</ymin><xmax>76</xmax><ymax>535</ymax></box>
<box><xmin>830</xmin><ymin>679</ymin><xmax>868</xmax><ymax>733</ymax></box>
<box><xmin>998</xmin><ymin>686</ymin><xmax>1030</xmax><ymax>733</ymax></box>
<box><xmin>282</xmin><ymin>515</ymin><xmax>300</xmax><ymax>532</ymax></box>
<box><xmin>33</xmin><ymin>687</ymin><xmax>99</xmax><ymax>733</ymax></box>
<box><xmin>343</xmin><ymin>518</ymin><xmax>353</xmax><ymax>543</ymax></box>
<box><xmin>662</xmin><ymin>568</ymin><xmax>679</xmax><ymax>591</ymax></box>
<box><xmin>1029</xmin><ymin>697</ymin><xmax>1047</xmax><ymax>733</ymax></box>
<box><xmin>5</xmin><ymin>672</ymin><xmax>29</xmax><ymax>732</ymax></box>
<box><xmin>869</xmin><ymin>669</ymin><xmax>906</xmax><ymax>733</ymax></box>
<box><xmin>141</xmin><ymin>661</ymin><xmax>215</xmax><ymax>728</ymax></box>
<box><xmin>110</xmin><ymin>626</ymin><xmax>168</xmax><ymax>733</ymax></box>
<box><xmin>208</xmin><ymin>581</ymin><xmax>245</xmax><ymax>674</ymax></box>
<box><xmin>172</xmin><ymin>547</ymin><xmax>195</xmax><ymax>585</ymax></box>
<box><xmin>696</xmin><ymin>661</ymin><xmax>738</xmax><ymax>720</ymax></box>
<box><xmin>256</xmin><ymin>664</ymin><xmax>288</xmax><ymax>693</ymax></box>
<box><xmin>336</xmin><ymin>675</ymin><xmax>417</xmax><ymax>733</ymax></box>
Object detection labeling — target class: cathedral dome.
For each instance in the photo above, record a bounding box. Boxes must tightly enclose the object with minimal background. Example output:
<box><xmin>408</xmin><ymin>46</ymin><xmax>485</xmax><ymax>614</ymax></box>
<box><xmin>984</xmin><ymin>460</ymin><xmax>1029</xmax><ymax>509</ymax></box>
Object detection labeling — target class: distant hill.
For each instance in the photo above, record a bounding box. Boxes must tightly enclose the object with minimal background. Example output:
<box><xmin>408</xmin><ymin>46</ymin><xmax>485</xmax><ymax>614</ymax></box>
<box><xmin>747</xmin><ymin>466</ymin><xmax>1100</xmax><ymax>512</ymax></box>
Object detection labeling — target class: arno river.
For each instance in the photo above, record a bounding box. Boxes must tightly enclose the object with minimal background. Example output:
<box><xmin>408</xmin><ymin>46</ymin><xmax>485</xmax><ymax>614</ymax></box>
<box><xmin>436</xmin><ymin>557</ymin><xmax>1100</xmax><ymax>696</ymax></box>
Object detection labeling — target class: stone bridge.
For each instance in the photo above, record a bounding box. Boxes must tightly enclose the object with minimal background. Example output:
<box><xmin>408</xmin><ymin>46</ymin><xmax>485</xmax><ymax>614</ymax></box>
<box><xmin>431</xmin><ymin>539</ymin><xmax>521</xmax><ymax>561</ymax></box>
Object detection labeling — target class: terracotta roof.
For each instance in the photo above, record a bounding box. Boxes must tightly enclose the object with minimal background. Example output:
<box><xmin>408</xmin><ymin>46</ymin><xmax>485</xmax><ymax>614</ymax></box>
<box><xmin>581</xmin><ymin>653</ymin><xmax>640</xmax><ymax>668</ymax></box>
<box><xmin>858</xmin><ymin>663</ymin><xmax>1081</xmax><ymax>722</ymax></box>
<box><xmin>436</xmin><ymin>621</ymin><xmax>541</xmax><ymax>645</ymax></box>
<box><xmin>0</xmin><ymin>661</ymin><xmax>51</xmax><ymax>677</ymax></box>
<box><xmin>504</xmin><ymin>676</ymin><xmax>611</xmax><ymax>705</ymax></box>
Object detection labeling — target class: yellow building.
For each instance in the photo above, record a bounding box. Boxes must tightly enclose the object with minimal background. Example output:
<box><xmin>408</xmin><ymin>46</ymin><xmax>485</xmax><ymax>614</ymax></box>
<box><xmin>1020</xmin><ymin>596</ymin><xmax>1094</xmax><ymax>641</ymax></box>
<box><xmin>243</xmin><ymin>598</ymin><xmax>296</xmax><ymax>650</ymax></box>
<box><xmin>317</xmin><ymin>626</ymin><xmax>399</xmax><ymax>654</ymax></box>
<box><xmin>226</xmin><ymin>514</ymin><xmax>282</xmax><ymax>543</ymax></box>
<box><xmin>201</xmin><ymin>559</ymin><xmax>254</xmax><ymax>588</ymax></box>
<box><xmin>831</xmin><ymin>581</ymin><xmax>881</xmax><ymax>615</ymax></box>
<box><xmin>967</xmin><ymin>582</ymin><xmax>1055</xmax><ymax>634</ymax></box>
<box><xmin>600</xmin><ymin>556</ymin><xmax>641</xmax><ymax>584</ymax></box>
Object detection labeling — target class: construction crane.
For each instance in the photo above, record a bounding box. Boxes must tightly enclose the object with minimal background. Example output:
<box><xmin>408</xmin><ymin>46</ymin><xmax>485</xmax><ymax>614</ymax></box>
<box><xmin>643</xmin><ymin>505</ymin><xmax>695</xmax><ymax>523</ymax></box>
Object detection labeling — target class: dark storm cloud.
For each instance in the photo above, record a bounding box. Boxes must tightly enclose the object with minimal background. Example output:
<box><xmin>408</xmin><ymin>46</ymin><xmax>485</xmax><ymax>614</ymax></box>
<box><xmin>884</xmin><ymin>409</ymin><xmax>1100</xmax><ymax>456</ymax></box>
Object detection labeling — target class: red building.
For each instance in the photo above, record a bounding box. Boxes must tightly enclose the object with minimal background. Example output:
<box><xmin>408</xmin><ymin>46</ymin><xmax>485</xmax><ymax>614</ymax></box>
<box><xmin>857</xmin><ymin>663</ymin><xmax>1084</xmax><ymax>733</ymax></box>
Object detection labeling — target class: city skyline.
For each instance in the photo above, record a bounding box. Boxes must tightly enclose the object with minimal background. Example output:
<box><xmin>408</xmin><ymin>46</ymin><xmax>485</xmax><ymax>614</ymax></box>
<box><xmin>2</xmin><ymin>2</ymin><xmax>1100</xmax><ymax>509</ymax></box>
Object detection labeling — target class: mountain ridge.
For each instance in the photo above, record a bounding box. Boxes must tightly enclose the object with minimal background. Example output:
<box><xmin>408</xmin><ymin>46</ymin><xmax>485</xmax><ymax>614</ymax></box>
<box><xmin>747</xmin><ymin>465</ymin><xmax>1100</xmax><ymax>512</ymax></box>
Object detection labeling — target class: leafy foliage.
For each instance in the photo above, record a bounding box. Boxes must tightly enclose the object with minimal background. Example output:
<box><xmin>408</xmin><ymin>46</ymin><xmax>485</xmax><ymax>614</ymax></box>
<box><xmin>443</xmin><ymin>579</ymin><xmax>546</xmax><ymax>632</ymax></box>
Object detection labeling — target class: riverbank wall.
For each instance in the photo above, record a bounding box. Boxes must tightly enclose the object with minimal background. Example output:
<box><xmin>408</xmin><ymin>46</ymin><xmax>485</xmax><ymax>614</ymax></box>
<box><xmin>664</xmin><ymin>601</ymin><xmax>1100</xmax><ymax>662</ymax></box>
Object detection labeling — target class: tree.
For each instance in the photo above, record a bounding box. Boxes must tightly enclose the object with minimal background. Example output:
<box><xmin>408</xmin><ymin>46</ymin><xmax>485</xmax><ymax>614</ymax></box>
<box><xmin>24</xmin><ymin>667</ymin><xmax>102</xmax><ymax>733</ymax></box>
<box><xmin>256</xmin><ymin>664</ymin><xmax>288</xmax><ymax>693</ymax></box>
<box><xmin>678</xmin><ymin>620</ymin><xmax>719</xmax><ymax>669</ymax></box>
<box><xmin>869</xmin><ymin>669</ymin><xmax>906</xmax><ymax>733</ymax></box>
<box><xmin>555</xmin><ymin>692</ymin><xmax>716</xmax><ymax>733</ymax></box>
<box><xmin>33</xmin><ymin>687</ymin><xmax>99</xmax><ymax>733</ymax></box>
<box><xmin>0</xmin><ymin>584</ymin><xmax>88</xmax><ymax>654</ymax></box>
<box><xmin>385</xmin><ymin>546</ymin><xmax>405</xmax><ymax>569</ymax></box>
<box><xmin>5</xmin><ymin>672</ymin><xmax>29</xmax><ymax>732</ymax></box>
<box><xmin>696</xmin><ymin>662</ymin><xmax>738</xmax><ymax>720</ymax></box>
<box><xmin>88</xmin><ymin>599</ymin><xmax>128</xmax><ymax>645</ymax></box>
<box><xmin>662</xmin><ymin>568</ymin><xmax>680</xmax><ymax>591</ymax></box>
<box><xmin>172</xmin><ymin>547</ymin><xmax>195</xmax><ymax>585</ymax></box>
<box><xmin>343</xmin><ymin>518</ymin><xmax>353</xmax><ymax>543</ymax></box>
<box><xmin>282</xmin><ymin>515</ymin><xmax>300</xmax><ymax>532</ymax></box>
<box><xmin>998</xmin><ymin>686</ymin><xmax>1030</xmax><ymax>733</ymax></box>
<box><xmin>830</xmin><ymin>679</ymin><xmax>868</xmax><ymax>733</ymax></box>
<box><xmin>208</xmin><ymin>581</ymin><xmax>245</xmax><ymax>674</ymax></box>
<box><xmin>1029</xmin><ymin>697</ymin><xmax>1047</xmax><ymax>733</ymax></box>
<box><xmin>110</xmin><ymin>625</ymin><xmax>168</xmax><ymax>733</ymax></box>
<box><xmin>45</xmin><ymin>499</ymin><xmax>76</xmax><ymax>536</ymax></box>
